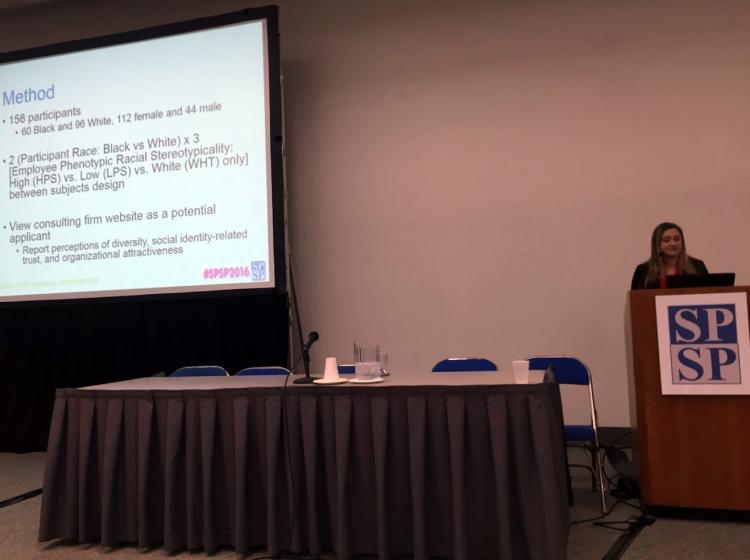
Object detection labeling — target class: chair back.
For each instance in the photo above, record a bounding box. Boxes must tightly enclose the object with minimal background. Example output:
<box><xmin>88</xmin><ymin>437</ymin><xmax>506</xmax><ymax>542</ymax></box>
<box><xmin>235</xmin><ymin>366</ymin><xmax>290</xmax><ymax>376</ymax></box>
<box><xmin>528</xmin><ymin>355</ymin><xmax>606</xmax><ymax>512</ymax></box>
<box><xmin>432</xmin><ymin>357</ymin><xmax>497</xmax><ymax>372</ymax></box>
<box><xmin>527</xmin><ymin>356</ymin><xmax>598</xmax><ymax>443</ymax></box>
<box><xmin>527</xmin><ymin>356</ymin><xmax>589</xmax><ymax>385</ymax></box>
<box><xmin>171</xmin><ymin>365</ymin><xmax>229</xmax><ymax>377</ymax></box>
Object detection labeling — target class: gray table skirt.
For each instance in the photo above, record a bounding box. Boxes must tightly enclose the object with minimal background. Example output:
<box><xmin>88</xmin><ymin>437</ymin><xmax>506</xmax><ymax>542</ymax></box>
<box><xmin>39</xmin><ymin>383</ymin><xmax>569</xmax><ymax>559</ymax></box>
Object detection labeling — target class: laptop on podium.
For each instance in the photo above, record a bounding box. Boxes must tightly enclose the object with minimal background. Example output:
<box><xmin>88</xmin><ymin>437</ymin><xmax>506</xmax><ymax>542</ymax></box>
<box><xmin>666</xmin><ymin>272</ymin><xmax>736</xmax><ymax>289</ymax></box>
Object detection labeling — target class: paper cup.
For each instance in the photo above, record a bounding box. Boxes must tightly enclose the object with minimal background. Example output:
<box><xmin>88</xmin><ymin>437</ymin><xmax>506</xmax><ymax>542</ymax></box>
<box><xmin>512</xmin><ymin>359</ymin><xmax>530</xmax><ymax>384</ymax></box>
<box><xmin>323</xmin><ymin>357</ymin><xmax>340</xmax><ymax>381</ymax></box>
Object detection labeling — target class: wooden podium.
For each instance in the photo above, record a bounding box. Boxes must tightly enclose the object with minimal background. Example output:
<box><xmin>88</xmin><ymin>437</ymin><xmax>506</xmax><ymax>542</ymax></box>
<box><xmin>629</xmin><ymin>286</ymin><xmax>750</xmax><ymax>510</ymax></box>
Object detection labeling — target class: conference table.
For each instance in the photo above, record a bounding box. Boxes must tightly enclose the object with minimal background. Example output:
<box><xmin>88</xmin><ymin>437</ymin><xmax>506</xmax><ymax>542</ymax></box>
<box><xmin>38</xmin><ymin>371</ymin><xmax>569</xmax><ymax>559</ymax></box>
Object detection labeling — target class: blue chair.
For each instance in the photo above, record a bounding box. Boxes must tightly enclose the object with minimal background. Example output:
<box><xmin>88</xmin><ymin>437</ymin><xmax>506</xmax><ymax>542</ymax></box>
<box><xmin>235</xmin><ymin>366</ymin><xmax>290</xmax><ymax>376</ymax></box>
<box><xmin>528</xmin><ymin>355</ymin><xmax>606</xmax><ymax>512</ymax></box>
<box><xmin>171</xmin><ymin>365</ymin><xmax>229</xmax><ymax>377</ymax></box>
<box><xmin>431</xmin><ymin>357</ymin><xmax>498</xmax><ymax>372</ymax></box>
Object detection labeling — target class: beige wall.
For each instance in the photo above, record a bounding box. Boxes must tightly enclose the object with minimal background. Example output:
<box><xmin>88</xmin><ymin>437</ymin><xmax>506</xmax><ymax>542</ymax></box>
<box><xmin>3</xmin><ymin>0</ymin><xmax>749</xmax><ymax>426</ymax></box>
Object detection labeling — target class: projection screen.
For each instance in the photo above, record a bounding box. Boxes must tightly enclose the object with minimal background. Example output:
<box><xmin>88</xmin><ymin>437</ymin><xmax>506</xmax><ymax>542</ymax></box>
<box><xmin>0</xmin><ymin>8</ymin><xmax>284</xmax><ymax>302</ymax></box>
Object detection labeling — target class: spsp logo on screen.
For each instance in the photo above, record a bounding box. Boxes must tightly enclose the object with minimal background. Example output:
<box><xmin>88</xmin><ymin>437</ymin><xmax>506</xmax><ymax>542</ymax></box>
<box><xmin>668</xmin><ymin>304</ymin><xmax>740</xmax><ymax>384</ymax></box>
<box><xmin>251</xmin><ymin>261</ymin><xmax>266</xmax><ymax>281</ymax></box>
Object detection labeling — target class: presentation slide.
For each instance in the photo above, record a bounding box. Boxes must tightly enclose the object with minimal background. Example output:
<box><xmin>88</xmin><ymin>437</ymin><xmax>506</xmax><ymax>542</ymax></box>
<box><xmin>0</xmin><ymin>19</ymin><xmax>276</xmax><ymax>302</ymax></box>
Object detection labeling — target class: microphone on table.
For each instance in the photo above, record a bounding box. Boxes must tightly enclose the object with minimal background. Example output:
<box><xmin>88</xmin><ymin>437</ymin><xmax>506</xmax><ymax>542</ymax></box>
<box><xmin>294</xmin><ymin>331</ymin><xmax>320</xmax><ymax>384</ymax></box>
<box><xmin>302</xmin><ymin>331</ymin><xmax>319</xmax><ymax>353</ymax></box>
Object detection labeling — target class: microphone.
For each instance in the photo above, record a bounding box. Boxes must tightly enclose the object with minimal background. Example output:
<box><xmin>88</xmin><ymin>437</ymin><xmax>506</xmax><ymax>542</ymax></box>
<box><xmin>302</xmin><ymin>331</ymin><xmax>319</xmax><ymax>353</ymax></box>
<box><xmin>293</xmin><ymin>331</ymin><xmax>320</xmax><ymax>384</ymax></box>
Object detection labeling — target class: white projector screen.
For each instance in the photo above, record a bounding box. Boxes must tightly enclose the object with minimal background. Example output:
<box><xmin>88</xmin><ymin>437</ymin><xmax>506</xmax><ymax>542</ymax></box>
<box><xmin>0</xmin><ymin>9</ymin><xmax>283</xmax><ymax>302</ymax></box>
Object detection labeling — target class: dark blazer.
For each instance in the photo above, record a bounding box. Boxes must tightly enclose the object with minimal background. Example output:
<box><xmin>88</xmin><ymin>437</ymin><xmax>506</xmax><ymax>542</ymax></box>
<box><xmin>630</xmin><ymin>257</ymin><xmax>708</xmax><ymax>290</ymax></box>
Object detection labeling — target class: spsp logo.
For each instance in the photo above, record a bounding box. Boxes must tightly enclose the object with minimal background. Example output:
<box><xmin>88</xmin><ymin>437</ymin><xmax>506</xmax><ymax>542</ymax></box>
<box><xmin>656</xmin><ymin>292</ymin><xmax>750</xmax><ymax>395</ymax></box>
<box><xmin>251</xmin><ymin>261</ymin><xmax>266</xmax><ymax>281</ymax></box>
<box><xmin>668</xmin><ymin>304</ymin><xmax>740</xmax><ymax>384</ymax></box>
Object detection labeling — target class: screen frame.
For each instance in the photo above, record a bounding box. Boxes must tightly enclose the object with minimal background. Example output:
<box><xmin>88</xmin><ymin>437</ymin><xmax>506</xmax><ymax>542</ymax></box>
<box><xmin>0</xmin><ymin>6</ymin><xmax>287</xmax><ymax>304</ymax></box>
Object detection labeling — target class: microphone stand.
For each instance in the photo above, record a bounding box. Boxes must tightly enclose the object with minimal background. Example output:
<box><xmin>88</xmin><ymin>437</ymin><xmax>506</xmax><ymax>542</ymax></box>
<box><xmin>294</xmin><ymin>342</ymin><xmax>318</xmax><ymax>384</ymax></box>
<box><xmin>289</xmin><ymin>260</ymin><xmax>319</xmax><ymax>384</ymax></box>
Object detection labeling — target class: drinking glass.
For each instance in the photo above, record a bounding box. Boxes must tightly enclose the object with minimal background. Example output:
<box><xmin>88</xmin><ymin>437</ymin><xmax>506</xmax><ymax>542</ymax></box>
<box><xmin>377</xmin><ymin>347</ymin><xmax>389</xmax><ymax>376</ymax></box>
<box><xmin>354</xmin><ymin>342</ymin><xmax>388</xmax><ymax>380</ymax></box>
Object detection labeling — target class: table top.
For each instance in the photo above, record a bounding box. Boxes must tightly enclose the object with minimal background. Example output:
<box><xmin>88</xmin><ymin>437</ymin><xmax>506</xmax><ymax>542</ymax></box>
<box><xmin>79</xmin><ymin>370</ymin><xmax>547</xmax><ymax>391</ymax></box>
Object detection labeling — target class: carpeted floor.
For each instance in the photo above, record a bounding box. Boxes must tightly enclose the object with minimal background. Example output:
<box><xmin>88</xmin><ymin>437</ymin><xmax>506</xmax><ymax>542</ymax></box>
<box><xmin>622</xmin><ymin>516</ymin><xmax>750</xmax><ymax>560</ymax></box>
<box><xmin>0</xmin><ymin>452</ymin><xmax>44</xmax><ymax>502</ymax></box>
<box><xmin>565</xmin><ymin>445</ymin><xmax>750</xmax><ymax>560</ymax></box>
